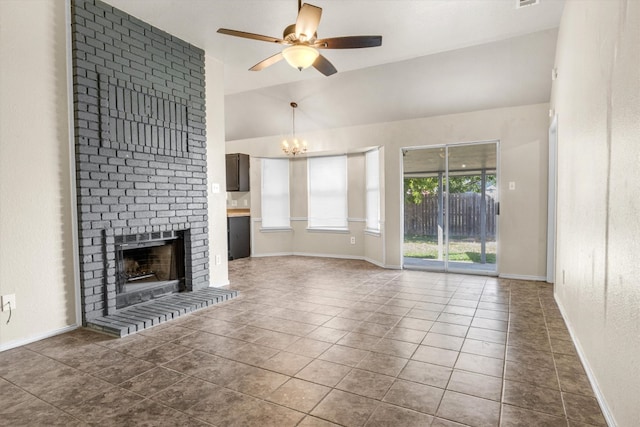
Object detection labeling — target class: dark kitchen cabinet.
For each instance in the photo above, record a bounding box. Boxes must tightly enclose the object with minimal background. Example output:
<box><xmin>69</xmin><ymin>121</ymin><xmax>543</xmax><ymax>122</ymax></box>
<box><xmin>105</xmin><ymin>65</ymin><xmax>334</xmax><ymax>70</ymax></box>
<box><xmin>226</xmin><ymin>153</ymin><xmax>250</xmax><ymax>192</ymax></box>
<box><xmin>227</xmin><ymin>215</ymin><xmax>250</xmax><ymax>260</ymax></box>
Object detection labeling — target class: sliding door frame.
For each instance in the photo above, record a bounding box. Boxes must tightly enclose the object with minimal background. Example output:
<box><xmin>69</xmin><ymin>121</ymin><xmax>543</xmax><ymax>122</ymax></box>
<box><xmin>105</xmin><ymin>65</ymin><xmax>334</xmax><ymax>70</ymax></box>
<box><xmin>401</xmin><ymin>139</ymin><xmax>500</xmax><ymax>276</ymax></box>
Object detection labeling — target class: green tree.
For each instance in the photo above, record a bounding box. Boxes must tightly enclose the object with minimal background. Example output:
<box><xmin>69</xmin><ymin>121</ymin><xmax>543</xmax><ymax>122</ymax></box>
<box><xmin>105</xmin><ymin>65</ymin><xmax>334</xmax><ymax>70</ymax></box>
<box><xmin>404</xmin><ymin>175</ymin><xmax>496</xmax><ymax>204</ymax></box>
<box><xmin>404</xmin><ymin>177</ymin><xmax>438</xmax><ymax>204</ymax></box>
<box><xmin>447</xmin><ymin>175</ymin><xmax>496</xmax><ymax>193</ymax></box>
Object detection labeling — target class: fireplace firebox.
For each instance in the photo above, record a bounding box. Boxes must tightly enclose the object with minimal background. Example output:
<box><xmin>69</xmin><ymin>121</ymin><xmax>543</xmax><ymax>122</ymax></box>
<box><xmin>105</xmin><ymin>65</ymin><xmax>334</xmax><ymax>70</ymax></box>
<box><xmin>115</xmin><ymin>231</ymin><xmax>185</xmax><ymax>309</ymax></box>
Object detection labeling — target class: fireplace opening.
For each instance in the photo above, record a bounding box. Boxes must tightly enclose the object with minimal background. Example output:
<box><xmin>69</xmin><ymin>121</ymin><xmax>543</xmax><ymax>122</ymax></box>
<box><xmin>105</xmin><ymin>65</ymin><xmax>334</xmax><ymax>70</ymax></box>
<box><xmin>115</xmin><ymin>231</ymin><xmax>186</xmax><ymax>309</ymax></box>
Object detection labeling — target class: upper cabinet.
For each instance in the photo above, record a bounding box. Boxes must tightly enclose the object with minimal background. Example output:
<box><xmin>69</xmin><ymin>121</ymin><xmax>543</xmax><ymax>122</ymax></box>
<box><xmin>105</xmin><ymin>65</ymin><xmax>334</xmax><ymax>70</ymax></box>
<box><xmin>226</xmin><ymin>153</ymin><xmax>250</xmax><ymax>192</ymax></box>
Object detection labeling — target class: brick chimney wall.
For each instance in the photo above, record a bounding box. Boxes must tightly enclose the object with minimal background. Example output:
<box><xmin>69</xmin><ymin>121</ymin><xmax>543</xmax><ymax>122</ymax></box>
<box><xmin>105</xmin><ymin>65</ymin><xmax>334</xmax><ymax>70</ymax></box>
<box><xmin>71</xmin><ymin>0</ymin><xmax>209</xmax><ymax>322</ymax></box>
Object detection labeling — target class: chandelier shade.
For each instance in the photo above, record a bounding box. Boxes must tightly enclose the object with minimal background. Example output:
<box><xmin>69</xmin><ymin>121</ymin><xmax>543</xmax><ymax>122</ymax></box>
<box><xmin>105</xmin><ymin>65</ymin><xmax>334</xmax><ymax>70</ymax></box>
<box><xmin>282</xmin><ymin>45</ymin><xmax>319</xmax><ymax>70</ymax></box>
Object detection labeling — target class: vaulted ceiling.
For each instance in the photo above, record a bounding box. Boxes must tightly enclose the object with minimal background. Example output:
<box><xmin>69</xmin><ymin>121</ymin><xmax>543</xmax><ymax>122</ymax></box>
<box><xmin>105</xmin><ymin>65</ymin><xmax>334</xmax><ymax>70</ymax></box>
<box><xmin>106</xmin><ymin>0</ymin><xmax>565</xmax><ymax>141</ymax></box>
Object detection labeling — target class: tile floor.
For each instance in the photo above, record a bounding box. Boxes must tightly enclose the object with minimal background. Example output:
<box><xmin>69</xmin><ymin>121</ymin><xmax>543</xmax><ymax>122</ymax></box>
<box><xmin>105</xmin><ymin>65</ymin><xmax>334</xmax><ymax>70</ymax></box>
<box><xmin>0</xmin><ymin>257</ymin><xmax>607</xmax><ymax>426</ymax></box>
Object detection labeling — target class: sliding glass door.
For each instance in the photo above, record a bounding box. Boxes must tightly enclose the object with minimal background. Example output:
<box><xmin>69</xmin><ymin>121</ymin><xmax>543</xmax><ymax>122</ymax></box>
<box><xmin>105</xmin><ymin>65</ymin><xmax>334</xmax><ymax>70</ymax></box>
<box><xmin>403</xmin><ymin>142</ymin><xmax>498</xmax><ymax>274</ymax></box>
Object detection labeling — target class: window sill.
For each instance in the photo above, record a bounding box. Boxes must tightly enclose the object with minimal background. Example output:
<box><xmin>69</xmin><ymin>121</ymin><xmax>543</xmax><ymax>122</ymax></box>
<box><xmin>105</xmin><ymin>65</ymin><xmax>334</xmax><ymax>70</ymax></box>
<box><xmin>364</xmin><ymin>229</ymin><xmax>381</xmax><ymax>237</ymax></box>
<box><xmin>306</xmin><ymin>227</ymin><xmax>350</xmax><ymax>234</ymax></box>
<box><xmin>260</xmin><ymin>227</ymin><xmax>293</xmax><ymax>233</ymax></box>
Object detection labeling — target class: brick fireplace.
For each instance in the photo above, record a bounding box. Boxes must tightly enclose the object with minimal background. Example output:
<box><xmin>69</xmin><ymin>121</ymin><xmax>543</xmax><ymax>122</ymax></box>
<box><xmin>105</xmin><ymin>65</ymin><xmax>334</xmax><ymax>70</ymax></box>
<box><xmin>71</xmin><ymin>0</ymin><xmax>210</xmax><ymax>324</ymax></box>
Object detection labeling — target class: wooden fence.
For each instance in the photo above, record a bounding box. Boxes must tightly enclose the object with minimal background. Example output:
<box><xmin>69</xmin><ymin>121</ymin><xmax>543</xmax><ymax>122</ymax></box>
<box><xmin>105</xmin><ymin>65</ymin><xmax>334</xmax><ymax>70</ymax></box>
<box><xmin>405</xmin><ymin>193</ymin><xmax>496</xmax><ymax>238</ymax></box>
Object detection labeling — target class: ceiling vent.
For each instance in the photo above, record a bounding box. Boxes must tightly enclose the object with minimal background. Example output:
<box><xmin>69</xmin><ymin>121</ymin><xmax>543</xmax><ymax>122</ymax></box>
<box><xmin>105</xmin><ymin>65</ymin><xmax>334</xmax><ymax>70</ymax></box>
<box><xmin>517</xmin><ymin>0</ymin><xmax>540</xmax><ymax>8</ymax></box>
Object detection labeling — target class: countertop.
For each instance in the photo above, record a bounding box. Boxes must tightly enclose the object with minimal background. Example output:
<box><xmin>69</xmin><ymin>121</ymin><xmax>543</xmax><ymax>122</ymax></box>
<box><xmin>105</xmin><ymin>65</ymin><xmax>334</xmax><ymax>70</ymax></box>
<box><xmin>227</xmin><ymin>209</ymin><xmax>250</xmax><ymax>217</ymax></box>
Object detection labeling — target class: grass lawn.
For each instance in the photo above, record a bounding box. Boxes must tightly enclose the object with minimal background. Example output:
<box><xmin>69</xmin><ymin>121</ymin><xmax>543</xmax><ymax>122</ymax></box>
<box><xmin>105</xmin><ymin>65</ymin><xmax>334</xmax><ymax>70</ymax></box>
<box><xmin>404</xmin><ymin>235</ymin><xmax>496</xmax><ymax>264</ymax></box>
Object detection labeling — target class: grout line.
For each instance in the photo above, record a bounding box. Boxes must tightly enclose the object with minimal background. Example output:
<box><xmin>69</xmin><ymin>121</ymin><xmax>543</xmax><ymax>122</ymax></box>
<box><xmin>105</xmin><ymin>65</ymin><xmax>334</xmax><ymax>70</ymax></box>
<box><xmin>540</xmin><ymin>289</ymin><xmax>570</xmax><ymax>425</ymax></box>
<box><xmin>498</xmin><ymin>278</ymin><xmax>513</xmax><ymax>426</ymax></box>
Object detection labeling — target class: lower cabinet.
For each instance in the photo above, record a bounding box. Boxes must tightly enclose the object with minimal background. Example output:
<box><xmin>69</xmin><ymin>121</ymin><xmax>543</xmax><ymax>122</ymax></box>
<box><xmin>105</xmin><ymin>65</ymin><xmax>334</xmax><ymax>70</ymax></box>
<box><xmin>227</xmin><ymin>216</ymin><xmax>250</xmax><ymax>260</ymax></box>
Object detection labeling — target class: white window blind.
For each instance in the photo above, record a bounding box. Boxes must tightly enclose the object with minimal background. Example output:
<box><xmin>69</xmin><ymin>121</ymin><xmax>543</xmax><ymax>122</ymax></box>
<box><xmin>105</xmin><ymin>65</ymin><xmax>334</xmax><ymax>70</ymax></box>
<box><xmin>365</xmin><ymin>148</ymin><xmax>380</xmax><ymax>232</ymax></box>
<box><xmin>261</xmin><ymin>158</ymin><xmax>290</xmax><ymax>228</ymax></box>
<box><xmin>308</xmin><ymin>155</ymin><xmax>348</xmax><ymax>229</ymax></box>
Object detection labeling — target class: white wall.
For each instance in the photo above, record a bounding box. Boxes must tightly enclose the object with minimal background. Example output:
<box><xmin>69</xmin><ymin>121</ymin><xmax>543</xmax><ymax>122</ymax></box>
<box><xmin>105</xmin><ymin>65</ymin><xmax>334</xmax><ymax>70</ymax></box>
<box><xmin>551</xmin><ymin>1</ymin><xmax>640</xmax><ymax>425</ymax></box>
<box><xmin>227</xmin><ymin>102</ymin><xmax>549</xmax><ymax>277</ymax></box>
<box><xmin>0</xmin><ymin>0</ymin><xmax>78</xmax><ymax>348</ymax></box>
<box><xmin>205</xmin><ymin>54</ymin><xmax>230</xmax><ymax>287</ymax></box>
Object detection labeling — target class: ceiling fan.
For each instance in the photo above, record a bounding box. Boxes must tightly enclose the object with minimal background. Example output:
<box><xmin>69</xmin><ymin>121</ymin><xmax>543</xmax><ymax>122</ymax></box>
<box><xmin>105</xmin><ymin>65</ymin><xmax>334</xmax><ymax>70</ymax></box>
<box><xmin>217</xmin><ymin>0</ymin><xmax>382</xmax><ymax>76</ymax></box>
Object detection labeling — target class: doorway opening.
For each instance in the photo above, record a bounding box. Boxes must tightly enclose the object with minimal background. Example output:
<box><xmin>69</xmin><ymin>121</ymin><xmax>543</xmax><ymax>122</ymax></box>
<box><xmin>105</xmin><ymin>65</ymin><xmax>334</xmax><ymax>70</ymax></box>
<box><xmin>402</xmin><ymin>141</ymin><xmax>499</xmax><ymax>274</ymax></box>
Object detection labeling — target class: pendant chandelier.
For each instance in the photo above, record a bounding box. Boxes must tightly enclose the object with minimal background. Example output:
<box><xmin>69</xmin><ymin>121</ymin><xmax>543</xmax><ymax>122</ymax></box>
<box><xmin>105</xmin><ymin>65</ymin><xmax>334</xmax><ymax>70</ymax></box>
<box><xmin>281</xmin><ymin>102</ymin><xmax>307</xmax><ymax>156</ymax></box>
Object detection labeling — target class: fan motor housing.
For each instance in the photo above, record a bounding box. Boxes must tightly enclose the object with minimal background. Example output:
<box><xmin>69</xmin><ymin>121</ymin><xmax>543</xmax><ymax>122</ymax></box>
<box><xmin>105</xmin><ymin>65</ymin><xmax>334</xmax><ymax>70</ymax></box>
<box><xmin>283</xmin><ymin>24</ymin><xmax>317</xmax><ymax>43</ymax></box>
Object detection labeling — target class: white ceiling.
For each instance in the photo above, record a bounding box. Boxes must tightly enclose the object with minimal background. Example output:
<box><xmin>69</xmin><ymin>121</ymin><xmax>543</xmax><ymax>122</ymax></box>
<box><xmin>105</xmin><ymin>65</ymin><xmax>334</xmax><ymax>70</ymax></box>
<box><xmin>106</xmin><ymin>0</ymin><xmax>565</xmax><ymax>141</ymax></box>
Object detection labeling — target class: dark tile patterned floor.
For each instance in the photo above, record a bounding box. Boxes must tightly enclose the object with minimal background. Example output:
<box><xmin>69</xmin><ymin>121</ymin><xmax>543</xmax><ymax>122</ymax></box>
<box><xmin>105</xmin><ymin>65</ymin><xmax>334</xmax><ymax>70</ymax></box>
<box><xmin>0</xmin><ymin>257</ymin><xmax>607</xmax><ymax>426</ymax></box>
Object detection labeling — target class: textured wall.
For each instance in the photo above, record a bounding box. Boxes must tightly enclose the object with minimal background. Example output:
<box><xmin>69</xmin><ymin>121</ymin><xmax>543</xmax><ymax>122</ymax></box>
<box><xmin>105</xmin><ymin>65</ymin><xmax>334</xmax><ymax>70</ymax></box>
<box><xmin>71</xmin><ymin>0</ymin><xmax>209</xmax><ymax>322</ymax></box>
<box><xmin>0</xmin><ymin>0</ymin><xmax>77</xmax><ymax>348</ymax></box>
<box><xmin>551</xmin><ymin>0</ymin><xmax>640</xmax><ymax>425</ymax></box>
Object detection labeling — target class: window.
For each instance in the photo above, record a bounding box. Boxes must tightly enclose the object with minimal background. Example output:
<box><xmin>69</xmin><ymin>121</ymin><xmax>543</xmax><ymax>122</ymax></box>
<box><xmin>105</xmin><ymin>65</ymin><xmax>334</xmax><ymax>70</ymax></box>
<box><xmin>365</xmin><ymin>148</ymin><xmax>380</xmax><ymax>232</ymax></box>
<box><xmin>308</xmin><ymin>155</ymin><xmax>348</xmax><ymax>229</ymax></box>
<box><xmin>261</xmin><ymin>158</ymin><xmax>290</xmax><ymax>229</ymax></box>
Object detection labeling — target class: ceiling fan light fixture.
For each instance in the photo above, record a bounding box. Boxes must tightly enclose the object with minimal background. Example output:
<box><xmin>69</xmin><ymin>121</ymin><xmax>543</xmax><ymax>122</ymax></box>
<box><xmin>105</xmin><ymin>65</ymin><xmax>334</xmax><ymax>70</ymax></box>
<box><xmin>217</xmin><ymin>2</ymin><xmax>382</xmax><ymax>76</ymax></box>
<box><xmin>282</xmin><ymin>45</ymin><xmax>319</xmax><ymax>70</ymax></box>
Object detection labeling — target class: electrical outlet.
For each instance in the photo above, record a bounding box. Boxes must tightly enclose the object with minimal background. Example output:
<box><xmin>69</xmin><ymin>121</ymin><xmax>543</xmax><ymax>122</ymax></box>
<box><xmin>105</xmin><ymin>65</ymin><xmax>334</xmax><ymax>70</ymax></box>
<box><xmin>243</xmin><ymin>199</ymin><xmax>248</xmax><ymax>207</ymax></box>
<box><xmin>509</xmin><ymin>181</ymin><xmax>516</xmax><ymax>190</ymax></box>
<box><xmin>231</xmin><ymin>200</ymin><xmax>238</xmax><ymax>207</ymax></box>
<box><xmin>1</xmin><ymin>294</ymin><xmax>16</xmax><ymax>311</ymax></box>
<box><xmin>350</xmin><ymin>237</ymin><xmax>356</xmax><ymax>245</ymax></box>
<box><xmin>215</xmin><ymin>254</ymin><xmax>221</xmax><ymax>265</ymax></box>
<box><xmin>211</xmin><ymin>183</ymin><xmax>220</xmax><ymax>193</ymax></box>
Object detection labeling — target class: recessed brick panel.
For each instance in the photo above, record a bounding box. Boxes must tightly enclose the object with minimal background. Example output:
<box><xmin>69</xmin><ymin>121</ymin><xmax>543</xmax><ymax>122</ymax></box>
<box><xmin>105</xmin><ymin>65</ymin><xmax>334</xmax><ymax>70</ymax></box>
<box><xmin>71</xmin><ymin>0</ymin><xmax>209</xmax><ymax>323</ymax></box>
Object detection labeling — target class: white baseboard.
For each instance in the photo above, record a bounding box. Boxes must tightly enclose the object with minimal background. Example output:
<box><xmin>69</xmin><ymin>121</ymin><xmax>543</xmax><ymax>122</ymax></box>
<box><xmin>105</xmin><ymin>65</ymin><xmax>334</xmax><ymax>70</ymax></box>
<box><xmin>249</xmin><ymin>252</ymin><xmax>294</xmax><ymax>258</ymax></box>
<box><xmin>0</xmin><ymin>324</ymin><xmax>79</xmax><ymax>353</ymax></box>
<box><xmin>209</xmin><ymin>280</ymin><xmax>230</xmax><ymax>288</ymax></box>
<box><xmin>554</xmin><ymin>296</ymin><xmax>617</xmax><ymax>427</ymax></box>
<box><xmin>361</xmin><ymin>256</ymin><xmax>386</xmax><ymax>269</ymax></box>
<box><xmin>244</xmin><ymin>253</ymin><xmax>418</xmax><ymax>271</ymax></box>
<box><xmin>249</xmin><ymin>252</ymin><xmax>394</xmax><ymax>270</ymax></box>
<box><xmin>498</xmin><ymin>273</ymin><xmax>547</xmax><ymax>281</ymax></box>
<box><xmin>251</xmin><ymin>251</ymin><xmax>362</xmax><ymax>261</ymax></box>
<box><xmin>383</xmin><ymin>263</ymin><xmax>403</xmax><ymax>270</ymax></box>
<box><xmin>292</xmin><ymin>251</ymin><xmax>365</xmax><ymax>261</ymax></box>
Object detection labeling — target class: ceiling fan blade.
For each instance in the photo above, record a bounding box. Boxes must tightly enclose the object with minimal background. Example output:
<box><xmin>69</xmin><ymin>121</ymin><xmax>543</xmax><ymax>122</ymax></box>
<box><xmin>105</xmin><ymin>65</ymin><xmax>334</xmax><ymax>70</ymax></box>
<box><xmin>315</xmin><ymin>35</ymin><xmax>382</xmax><ymax>49</ymax></box>
<box><xmin>312</xmin><ymin>54</ymin><xmax>337</xmax><ymax>76</ymax></box>
<box><xmin>249</xmin><ymin>52</ymin><xmax>284</xmax><ymax>71</ymax></box>
<box><xmin>217</xmin><ymin>28</ymin><xmax>284</xmax><ymax>44</ymax></box>
<box><xmin>295</xmin><ymin>3</ymin><xmax>322</xmax><ymax>41</ymax></box>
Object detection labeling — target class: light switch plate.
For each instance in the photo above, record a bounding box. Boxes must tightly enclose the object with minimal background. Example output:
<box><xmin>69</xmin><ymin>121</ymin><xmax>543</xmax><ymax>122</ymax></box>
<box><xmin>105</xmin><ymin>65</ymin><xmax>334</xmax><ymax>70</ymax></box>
<box><xmin>211</xmin><ymin>183</ymin><xmax>220</xmax><ymax>193</ymax></box>
<box><xmin>509</xmin><ymin>182</ymin><xmax>516</xmax><ymax>190</ymax></box>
